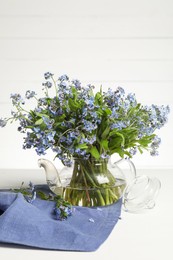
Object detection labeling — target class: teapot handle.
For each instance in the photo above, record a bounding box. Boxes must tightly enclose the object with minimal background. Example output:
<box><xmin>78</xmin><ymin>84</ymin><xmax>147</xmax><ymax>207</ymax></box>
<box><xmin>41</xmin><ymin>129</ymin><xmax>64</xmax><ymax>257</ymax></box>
<box><xmin>111</xmin><ymin>157</ymin><xmax>137</xmax><ymax>184</ymax></box>
<box><xmin>124</xmin><ymin>157</ymin><xmax>136</xmax><ymax>182</ymax></box>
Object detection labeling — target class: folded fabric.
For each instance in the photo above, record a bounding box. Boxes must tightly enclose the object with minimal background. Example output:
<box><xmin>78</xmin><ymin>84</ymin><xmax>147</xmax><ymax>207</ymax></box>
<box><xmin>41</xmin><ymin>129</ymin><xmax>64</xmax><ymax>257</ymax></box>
<box><xmin>0</xmin><ymin>187</ymin><xmax>122</xmax><ymax>251</ymax></box>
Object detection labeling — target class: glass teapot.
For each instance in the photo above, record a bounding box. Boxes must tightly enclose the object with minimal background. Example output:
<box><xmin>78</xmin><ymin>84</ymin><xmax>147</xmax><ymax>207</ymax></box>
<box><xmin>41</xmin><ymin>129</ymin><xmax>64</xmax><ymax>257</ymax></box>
<box><xmin>38</xmin><ymin>157</ymin><xmax>161</xmax><ymax>212</ymax></box>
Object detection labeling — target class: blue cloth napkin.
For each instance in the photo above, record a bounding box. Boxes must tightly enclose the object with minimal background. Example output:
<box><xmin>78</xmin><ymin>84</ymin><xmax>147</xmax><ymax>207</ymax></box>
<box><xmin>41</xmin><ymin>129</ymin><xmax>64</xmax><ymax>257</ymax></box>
<box><xmin>0</xmin><ymin>188</ymin><xmax>122</xmax><ymax>251</ymax></box>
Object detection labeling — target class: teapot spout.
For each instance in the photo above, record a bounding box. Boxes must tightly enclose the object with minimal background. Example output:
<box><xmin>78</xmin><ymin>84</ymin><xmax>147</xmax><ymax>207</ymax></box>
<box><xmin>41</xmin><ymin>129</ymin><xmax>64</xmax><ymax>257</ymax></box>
<box><xmin>38</xmin><ymin>158</ymin><xmax>63</xmax><ymax>196</ymax></box>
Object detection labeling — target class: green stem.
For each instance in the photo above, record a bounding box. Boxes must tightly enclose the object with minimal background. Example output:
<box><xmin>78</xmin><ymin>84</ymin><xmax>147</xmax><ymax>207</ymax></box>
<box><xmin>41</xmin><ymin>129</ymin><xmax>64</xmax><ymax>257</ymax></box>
<box><xmin>80</xmin><ymin>165</ymin><xmax>91</xmax><ymax>203</ymax></box>
<box><xmin>63</xmin><ymin>158</ymin><xmax>124</xmax><ymax>207</ymax></box>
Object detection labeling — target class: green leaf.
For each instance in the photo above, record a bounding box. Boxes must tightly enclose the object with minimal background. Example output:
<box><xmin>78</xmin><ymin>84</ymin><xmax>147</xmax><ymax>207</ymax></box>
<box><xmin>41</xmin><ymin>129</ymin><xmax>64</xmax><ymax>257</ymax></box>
<box><xmin>35</xmin><ymin>112</ymin><xmax>49</xmax><ymax>118</ymax></box>
<box><xmin>37</xmin><ymin>191</ymin><xmax>49</xmax><ymax>200</ymax></box>
<box><xmin>109</xmin><ymin>136</ymin><xmax>123</xmax><ymax>149</ymax></box>
<box><xmin>109</xmin><ymin>129</ymin><xmax>117</xmax><ymax>137</ymax></box>
<box><xmin>138</xmin><ymin>147</ymin><xmax>143</xmax><ymax>154</ymax></box>
<box><xmin>29</xmin><ymin>110</ymin><xmax>36</xmax><ymax>117</ymax></box>
<box><xmin>104</xmin><ymin>108</ymin><xmax>112</xmax><ymax>115</ymax></box>
<box><xmin>68</xmin><ymin>98</ymin><xmax>79</xmax><ymax>110</ymax></box>
<box><xmin>76</xmin><ymin>143</ymin><xmax>88</xmax><ymax>149</ymax></box>
<box><xmin>109</xmin><ymin>131</ymin><xmax>125</xmax><ymax>147</ymax></box>
<box><xmin>97</xmin><ymin>108</ymin><xmax>104</xmax><ymax>116</ymax></box>
<box><xmin>136</xmin><ymin>134</ymin><xmax>155</xmax><ymax>148</ymax></box>
<box><xmin>127</xmin><ymin>103</ymin><xmax>141</xmax><ymax>117</ymax></box>
<box><xmin>115</xmin><ymin>132</ymin><xmax>125</xmax><ymax>146</ymax></box>
<box><xmin>35</xmin><ymin>118</ymin><xmax>43</xmax><ymax>125</ymax></box>
<box><xmin>89</xmin><ymin>146</ymin><xmax>100</xmax><ymax>159</ymax></box>
<box><xmin>100</xmin><ymin>139</ymin><xmax>109</xmax><ymax>150</ymax></box>
<box><xmin>101</xmin><ymin>126</ymin><xmax>110</xmax><ymax>139</ymax></box>
<box><xmin>95</xmin><ymin>91</ymin><xmax>102</xmax><ymax>105</ymax></box>
<box><xmin>57</xmin><ymin>114</ymin><xmax>66</xmax><ymax>121</ymax></box>
<box><xmin>111</xmin><ymin>148</ymin><xmax>124</xmax><ymax>158</ymax></box>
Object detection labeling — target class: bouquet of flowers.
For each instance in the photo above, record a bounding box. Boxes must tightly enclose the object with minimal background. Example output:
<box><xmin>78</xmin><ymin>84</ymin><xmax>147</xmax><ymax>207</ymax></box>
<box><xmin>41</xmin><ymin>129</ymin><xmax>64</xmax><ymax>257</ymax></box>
<box><xmin>0</xmin><ymin>72</ymin><xmax>169</xmax><ymax>163</ymax></box>
<box><xmin>0</xmin><ymin>72</ymin><xmax>170</xmax><ymax>206</ymax></box>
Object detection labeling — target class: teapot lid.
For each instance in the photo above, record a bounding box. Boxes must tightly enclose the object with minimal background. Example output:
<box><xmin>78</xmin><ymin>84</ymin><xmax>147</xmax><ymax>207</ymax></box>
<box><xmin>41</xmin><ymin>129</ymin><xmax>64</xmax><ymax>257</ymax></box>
<box><xmin>122</xmin><ymin>175</ymin><xmax>161</xmax><ymax>213</ymax></box>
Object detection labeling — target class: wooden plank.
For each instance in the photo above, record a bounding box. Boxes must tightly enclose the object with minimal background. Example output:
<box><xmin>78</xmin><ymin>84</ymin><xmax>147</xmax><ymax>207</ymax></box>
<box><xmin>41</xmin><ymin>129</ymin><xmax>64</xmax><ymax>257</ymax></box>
<box><xmin>0</xmin><ymin>0</ymin><xmax>173</xmax><ymax>16</ymax></box>
<box><xmin>0</xmin><ymin>14</ymin><xmax>173</xmax><ymax>38</ymax></box>
<box><xmin>0</xmin><ymin>39</ymin><xmax>173</xmax><ymax>60</ymax></box>
<box><xmin>0</xmin><ymin>60</ymin><xmax>173</xmax><ymax>83</ymax></box>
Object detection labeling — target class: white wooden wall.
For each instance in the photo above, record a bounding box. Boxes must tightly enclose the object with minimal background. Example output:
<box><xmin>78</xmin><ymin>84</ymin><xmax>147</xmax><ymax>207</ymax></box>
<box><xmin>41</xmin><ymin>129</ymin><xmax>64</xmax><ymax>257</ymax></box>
<box><xmin>0</xmin><ymin>0</ymin><xmax>172</xmax><ymax>169</ymax></box>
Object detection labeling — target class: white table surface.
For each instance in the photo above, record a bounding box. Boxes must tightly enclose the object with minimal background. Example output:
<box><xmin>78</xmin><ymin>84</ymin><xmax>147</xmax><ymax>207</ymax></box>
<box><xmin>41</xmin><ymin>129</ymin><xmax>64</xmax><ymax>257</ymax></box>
<box><xmin>0</xmin><ymin>168</ymin><xmax>173</xmax><ymax>260</ymax></box>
